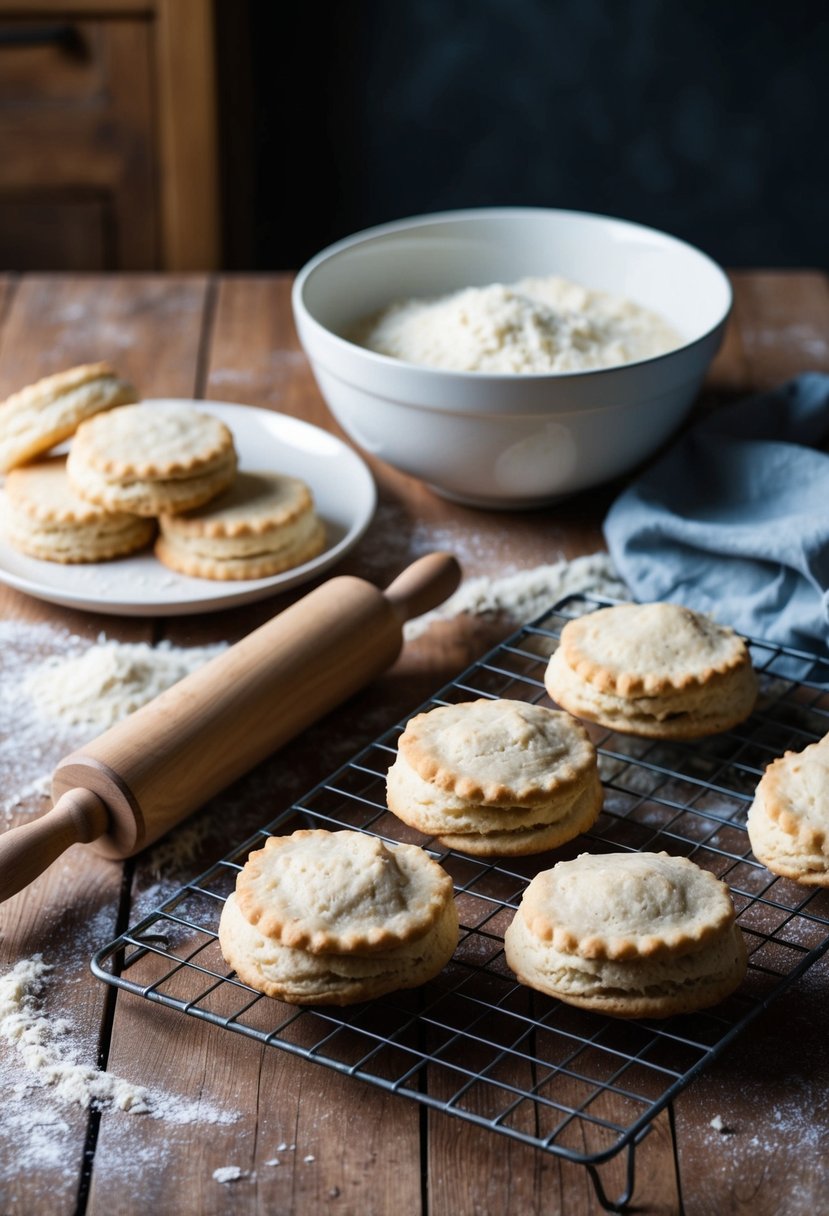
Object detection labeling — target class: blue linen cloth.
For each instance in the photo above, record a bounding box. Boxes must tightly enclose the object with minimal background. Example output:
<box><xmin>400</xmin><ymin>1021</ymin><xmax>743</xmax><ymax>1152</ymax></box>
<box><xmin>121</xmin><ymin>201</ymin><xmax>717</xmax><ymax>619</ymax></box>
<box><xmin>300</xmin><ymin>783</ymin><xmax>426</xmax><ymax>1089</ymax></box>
<box><xmin>603</xmin><ymin>373</ymin><xmax>829</xmax><ymax>658</ymax></box>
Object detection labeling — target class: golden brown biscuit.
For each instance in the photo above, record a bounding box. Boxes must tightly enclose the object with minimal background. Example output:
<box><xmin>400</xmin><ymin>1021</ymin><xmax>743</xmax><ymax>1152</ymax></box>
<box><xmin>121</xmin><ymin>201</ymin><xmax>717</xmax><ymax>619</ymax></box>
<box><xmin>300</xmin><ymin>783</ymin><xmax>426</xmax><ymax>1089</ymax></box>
<box><xmin>154</xmin><ymin>470</ymin><xmax>325</xmax><ymax>580</ymax></box>
<box><xmin>0</xmin><ymin>362</ymin><xmax>137</xmax><ymax>473</ymax></box>
<box><xmin>545</xmin><ymin>602</ymin><xmax>757</xmax><ymax>739</ymax></box>
<box><xmin>66</xmin><ymin>402</ymin><xmax>237</xmax><ymax>516</ymax></box>
<box><xmin>218</xmin><ymin>829</ymin><xmax>459</xmax><ymax>1005</ymax></box>
<box><xmin>0</xmin><ymin>456</ymin><xmax>154</xmax><ymax>563</ymax></box>
<box><xmin>386</xmin><ymin>698</ymin><xmax>602</xmax><ymax>856</ymax></box>
<box><xmin>747</xmin><ymin>735</ymin><xmax>829</xmax><ymax>886</ymax></box>
<box><xmin>504</xmin><ymin>851</ymin><xmax>747</xmax><ymax>1018</ymax></box>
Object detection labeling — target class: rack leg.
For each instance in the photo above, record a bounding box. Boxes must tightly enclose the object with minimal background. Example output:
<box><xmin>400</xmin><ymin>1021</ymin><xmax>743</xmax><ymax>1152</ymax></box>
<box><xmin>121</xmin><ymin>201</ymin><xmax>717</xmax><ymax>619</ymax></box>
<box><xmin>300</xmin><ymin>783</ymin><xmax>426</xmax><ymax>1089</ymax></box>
<box><xmin>584</xmin><ymin>1140</ymin><xmax>637</xmax><ymax>1214</ymax></box>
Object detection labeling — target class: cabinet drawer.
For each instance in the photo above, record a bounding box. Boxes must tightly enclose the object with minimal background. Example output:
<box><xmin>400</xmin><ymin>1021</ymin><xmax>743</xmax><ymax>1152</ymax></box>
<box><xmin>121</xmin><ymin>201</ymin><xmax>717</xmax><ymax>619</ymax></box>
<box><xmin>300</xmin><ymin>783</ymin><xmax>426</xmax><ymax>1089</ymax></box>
<box><xmin>0</xmin><ymin>19</ymin><xmax>107</xmax><ymax>104</ymax></box>
<box><xmin>0</xmin><ymin>17</ymin><xmax>157</xmax><ymax>269</ymax></box>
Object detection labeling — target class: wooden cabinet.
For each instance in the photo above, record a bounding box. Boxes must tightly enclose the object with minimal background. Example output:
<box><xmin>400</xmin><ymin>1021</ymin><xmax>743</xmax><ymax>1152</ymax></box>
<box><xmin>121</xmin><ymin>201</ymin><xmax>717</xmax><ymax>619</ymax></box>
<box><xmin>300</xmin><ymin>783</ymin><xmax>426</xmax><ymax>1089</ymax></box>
<box><xmin>0</xmin><ymin>0</ymin><xmax>220</xmax><ymax>270</ymax></box>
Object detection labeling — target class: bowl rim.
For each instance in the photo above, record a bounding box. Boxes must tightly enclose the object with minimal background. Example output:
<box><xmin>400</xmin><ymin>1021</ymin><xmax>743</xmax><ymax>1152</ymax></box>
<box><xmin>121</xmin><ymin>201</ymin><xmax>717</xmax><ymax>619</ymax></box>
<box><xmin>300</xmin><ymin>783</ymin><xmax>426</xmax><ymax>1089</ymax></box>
<box><xmin>291</xmin><ymin>205</ymin><xmax>733</xmax><ymax>382</ymax></box>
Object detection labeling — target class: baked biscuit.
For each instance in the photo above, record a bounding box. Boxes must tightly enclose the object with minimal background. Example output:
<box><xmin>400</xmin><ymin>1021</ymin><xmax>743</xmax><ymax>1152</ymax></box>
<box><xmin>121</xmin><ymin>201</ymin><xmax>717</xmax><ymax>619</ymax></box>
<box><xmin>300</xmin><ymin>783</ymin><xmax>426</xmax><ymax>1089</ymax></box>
<box><xmin>747</xmin><ymin>735</ymin><xmax>829</xmax><ymax>886</ymax></box>
<box><xmin>66</xmin><ymin>403</ymin><xmax>236</xmax><ymax>516</ymax></box>
<box><xmin>0</xmin><ymin>362</ymin><xmax>137</xmax><ymax>473</ymax></box>
<box><xmin>386</xmin><ymin>698</ymin><xmax>602</xmax><ymax>857</ymax></box>
<box><xmin>154</xmin><ymin>470</ymin><xmax>325</xmax><ymax>580</ymax></box>
<box><xmin>218</xmin><ymin>829</ymin><xmax>459</xmax><ymax>1005</ymax></box>
<box><xmin>504</xmin><ymin>851</ymin><xmax>747</xmax><ymax>1018</ymax></box>
<box><xmin>544</xmin><ymin>602</ymin><xmax>757</xmax><ymax>739</ymax></box>
<box><xmin>0</xmin><ymin>456</ymin><xmax>154</xmax><ymax>563</ymax></box>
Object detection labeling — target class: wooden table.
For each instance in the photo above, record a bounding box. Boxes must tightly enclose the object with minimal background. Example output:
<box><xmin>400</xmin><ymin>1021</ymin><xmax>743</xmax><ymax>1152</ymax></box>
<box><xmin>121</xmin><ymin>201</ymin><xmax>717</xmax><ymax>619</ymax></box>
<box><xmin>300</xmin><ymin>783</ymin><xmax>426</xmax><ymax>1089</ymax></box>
<box><xmin>1</xmin><ymin>272</ymin><xmax>828</xmax><ymax>1216</ymax></box>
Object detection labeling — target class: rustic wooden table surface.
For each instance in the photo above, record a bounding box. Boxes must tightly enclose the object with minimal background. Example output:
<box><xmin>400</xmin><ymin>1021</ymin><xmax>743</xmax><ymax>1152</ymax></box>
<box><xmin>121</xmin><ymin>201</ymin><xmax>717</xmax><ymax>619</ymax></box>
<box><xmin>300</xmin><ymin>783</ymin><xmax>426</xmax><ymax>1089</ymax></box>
<box><xmin>1</xmin><ymin>271</ymin><xmax>828</xmax><ymax>1216</ymax></box>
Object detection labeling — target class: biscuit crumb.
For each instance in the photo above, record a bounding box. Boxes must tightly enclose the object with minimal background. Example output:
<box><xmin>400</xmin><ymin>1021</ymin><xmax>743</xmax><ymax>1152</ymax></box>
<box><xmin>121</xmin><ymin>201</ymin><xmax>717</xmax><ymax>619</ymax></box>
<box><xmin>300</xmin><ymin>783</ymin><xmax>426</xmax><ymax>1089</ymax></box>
<box><xmin>303</xmin><ymin>1154</ymin><xmax>316</xmax><ymax>1163</ymax></box>
<box><xmin>265</xmin><ymin>1158</ymin><xmax>280</xmax><ymax>1166</ymax></box>
<box><xmin>710</xmin><ymin>1114</ymin><xmax>734</xmax><ymax>1134</ymax></box>
<box><xmin>213</xmin><ymin>1166</ymin><xmax>245</xmax><ymax>1183</ymax></box>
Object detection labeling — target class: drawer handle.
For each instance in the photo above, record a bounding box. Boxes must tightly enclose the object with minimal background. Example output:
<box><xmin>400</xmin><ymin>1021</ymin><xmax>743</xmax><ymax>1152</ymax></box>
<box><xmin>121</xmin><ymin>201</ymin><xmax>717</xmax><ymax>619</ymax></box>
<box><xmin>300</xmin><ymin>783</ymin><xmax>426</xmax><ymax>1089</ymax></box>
<box><xmin>0</xmin><ymin>24</ymin><xmax>83</xmax><ymax>52</ymax></box>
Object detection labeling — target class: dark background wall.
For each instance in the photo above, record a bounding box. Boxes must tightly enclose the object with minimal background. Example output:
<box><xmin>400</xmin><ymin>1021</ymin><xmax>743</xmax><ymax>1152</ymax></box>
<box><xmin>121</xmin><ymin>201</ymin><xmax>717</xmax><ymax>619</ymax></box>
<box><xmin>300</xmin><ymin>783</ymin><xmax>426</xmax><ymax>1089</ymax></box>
<box><xmin>234</xmin><ymin>0</ymin><xmax>828</xmax><ymax>271</ymax></box>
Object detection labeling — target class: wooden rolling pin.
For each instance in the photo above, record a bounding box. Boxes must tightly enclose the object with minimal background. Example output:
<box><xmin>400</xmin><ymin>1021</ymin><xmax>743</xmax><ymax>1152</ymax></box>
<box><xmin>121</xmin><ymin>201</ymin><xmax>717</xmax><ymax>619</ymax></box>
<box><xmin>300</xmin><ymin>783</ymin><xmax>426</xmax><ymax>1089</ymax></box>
<box><xmin>0</xmin><ymin>552</ymin><xmax>460</xmax><ymax>904</ymax></box>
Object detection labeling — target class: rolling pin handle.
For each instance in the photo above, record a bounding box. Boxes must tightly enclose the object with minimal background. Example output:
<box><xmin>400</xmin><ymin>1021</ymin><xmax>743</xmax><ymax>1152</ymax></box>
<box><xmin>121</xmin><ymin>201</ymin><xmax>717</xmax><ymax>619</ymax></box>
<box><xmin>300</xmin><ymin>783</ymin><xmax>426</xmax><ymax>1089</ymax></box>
<box><xmin>384</xmin><ymin>552</ymin><xmax>461</xmax><ymax>625</ymax></box>
<box><xmin>0</xmin><ymin>788</ymin><xmax>109</xmax><ymax>904</ymax></box>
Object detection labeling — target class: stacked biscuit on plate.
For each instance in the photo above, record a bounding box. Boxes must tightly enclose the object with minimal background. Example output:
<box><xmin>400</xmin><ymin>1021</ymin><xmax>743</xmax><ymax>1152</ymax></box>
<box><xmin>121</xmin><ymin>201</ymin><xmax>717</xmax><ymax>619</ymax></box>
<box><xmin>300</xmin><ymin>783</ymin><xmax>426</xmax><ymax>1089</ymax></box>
<box><xmin>0</xmin><ymin>364</ymin><xmax>325</xmax><ymax>579</ymax></box>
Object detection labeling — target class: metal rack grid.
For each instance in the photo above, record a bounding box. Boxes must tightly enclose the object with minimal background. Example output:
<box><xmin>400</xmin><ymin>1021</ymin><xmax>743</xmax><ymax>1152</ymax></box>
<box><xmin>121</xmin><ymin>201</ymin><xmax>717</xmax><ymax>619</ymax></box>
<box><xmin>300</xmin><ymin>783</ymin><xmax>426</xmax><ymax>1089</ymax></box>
<box><xmin>92</xmin><ymin>595</ymin><xmax>829</xmax><ymax>1213</ymax></box>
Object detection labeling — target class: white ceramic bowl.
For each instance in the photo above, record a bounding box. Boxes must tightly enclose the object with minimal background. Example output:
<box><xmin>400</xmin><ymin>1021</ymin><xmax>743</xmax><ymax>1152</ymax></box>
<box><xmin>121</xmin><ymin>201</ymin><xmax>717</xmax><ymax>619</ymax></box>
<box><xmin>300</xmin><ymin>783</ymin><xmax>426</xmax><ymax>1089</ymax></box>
<box><xmin>292</xmin><ymin>208</ymin><xmax>731</xmax><ymax>509</ymax></box>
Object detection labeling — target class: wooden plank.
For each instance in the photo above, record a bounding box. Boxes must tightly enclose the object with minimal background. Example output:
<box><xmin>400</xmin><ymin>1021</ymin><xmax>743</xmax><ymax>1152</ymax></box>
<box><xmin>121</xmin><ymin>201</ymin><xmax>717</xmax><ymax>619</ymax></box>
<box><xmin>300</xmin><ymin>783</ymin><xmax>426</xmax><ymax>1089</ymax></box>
<box><xmin>0</xmin><ymin>274</ymin><xmax>209</xmax><ymax>399</ymax></box>
<box><xmin>728</xmin><ymin>270</ymin><xmax>829</xmax><ymax>386</ymax></box>
<box><xmin>673</xmin><ymin>970</ymin><xmax>829</xmax><ymax>1216</ymax></box>
<box><xmin>0</xmin><ymin>277</ymin><xmax>202</xmax><ymax>1213</ymax></box>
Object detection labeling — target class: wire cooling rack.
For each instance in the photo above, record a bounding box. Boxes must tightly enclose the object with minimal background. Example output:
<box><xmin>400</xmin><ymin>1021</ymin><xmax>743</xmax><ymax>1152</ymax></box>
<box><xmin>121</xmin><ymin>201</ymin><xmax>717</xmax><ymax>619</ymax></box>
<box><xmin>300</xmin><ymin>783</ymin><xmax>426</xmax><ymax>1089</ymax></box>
<box><xmin>92</xmin><ymin>595</ymin><xmax>829</xmax><ymax>1212</ymax></box>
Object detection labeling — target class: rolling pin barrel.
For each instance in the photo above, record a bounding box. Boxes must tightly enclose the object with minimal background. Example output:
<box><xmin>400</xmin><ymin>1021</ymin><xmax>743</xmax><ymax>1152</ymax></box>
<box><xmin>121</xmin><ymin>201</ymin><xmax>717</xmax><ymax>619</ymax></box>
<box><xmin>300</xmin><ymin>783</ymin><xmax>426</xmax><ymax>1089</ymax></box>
<box><xmin>0</xmin><ymin>552</ymin><xmax>460</xmax><ymax>902</ymax></box>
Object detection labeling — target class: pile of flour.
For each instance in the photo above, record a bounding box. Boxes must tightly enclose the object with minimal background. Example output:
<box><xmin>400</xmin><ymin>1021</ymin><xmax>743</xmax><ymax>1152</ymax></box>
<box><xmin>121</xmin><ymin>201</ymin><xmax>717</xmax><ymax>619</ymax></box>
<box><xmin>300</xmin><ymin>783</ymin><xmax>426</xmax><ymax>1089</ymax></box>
<box><xmin>25</xmin><ymin>637</ymin><xmax>226</xmax><ymax>733</ymax></box>
<box><xmin>355</xmin><ymin>275</ymin><xmax>680</xmax><ymax>373</ymax></box>
<box><xmin>0</xmin><ymin>954</ymin><xmax>237</xmax><ymax>1182</ymax></box>
<box><xmin>0</xmin><ymin>624</ymin><xmax>225</xmax><ymax>827</ymax></box>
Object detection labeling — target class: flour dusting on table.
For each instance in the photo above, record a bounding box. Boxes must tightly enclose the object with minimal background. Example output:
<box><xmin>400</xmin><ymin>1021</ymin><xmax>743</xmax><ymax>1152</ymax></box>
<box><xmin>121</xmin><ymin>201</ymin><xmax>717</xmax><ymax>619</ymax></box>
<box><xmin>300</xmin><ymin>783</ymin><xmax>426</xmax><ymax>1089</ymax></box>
<box><xmin>404</xmin><ymin>551</ymin><xmax>628</xmax><ymax>640</ymax></box>
<box><xmin>0</xmin><ymin>623</ymin><xmax>224</xmax><ymax>819</ymax></box>
<box><xmin>0</xmin><ymin>954</ymin><xmax>237</xmax><ymax>1182</ymax></box>
<box><xmin>25</xmin><ymin>637</ymin><xmax>226</xmax><ymax>733</ymax></box>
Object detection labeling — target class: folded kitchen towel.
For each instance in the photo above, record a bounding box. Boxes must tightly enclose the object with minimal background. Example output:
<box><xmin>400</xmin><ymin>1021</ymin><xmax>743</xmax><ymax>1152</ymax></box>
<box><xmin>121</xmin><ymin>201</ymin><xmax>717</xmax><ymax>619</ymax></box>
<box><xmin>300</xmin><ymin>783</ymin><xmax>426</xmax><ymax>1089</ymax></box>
<box><xmin>603</xmin><ymin>373</ymin><xmax>829</xmax><ymax>657</ymax></box>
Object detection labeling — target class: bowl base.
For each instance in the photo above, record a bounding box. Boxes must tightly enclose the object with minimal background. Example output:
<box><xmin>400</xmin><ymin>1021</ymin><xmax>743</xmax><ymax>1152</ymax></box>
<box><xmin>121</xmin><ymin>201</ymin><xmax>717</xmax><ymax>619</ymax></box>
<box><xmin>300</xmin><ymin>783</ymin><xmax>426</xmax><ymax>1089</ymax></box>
<box><xmin>427</xmin><ymin>482</ymin><xmax>569</xmax><ymax>512</ymax></box>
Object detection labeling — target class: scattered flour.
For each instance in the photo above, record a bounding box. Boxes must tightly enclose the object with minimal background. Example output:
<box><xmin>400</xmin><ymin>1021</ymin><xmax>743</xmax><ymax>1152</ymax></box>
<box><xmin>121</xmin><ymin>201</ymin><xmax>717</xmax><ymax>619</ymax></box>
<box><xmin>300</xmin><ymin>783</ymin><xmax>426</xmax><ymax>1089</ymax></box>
<box><xmin>354</xmin><ymin>275</ymin><xmax>680</xmax><ymax>374</ymax></box>
<box><xmin>0</xmin><ymin>956</ymin><xmax>151</xmax><ymax>1114</ymax></box>
<box><xmin>0</xmin><ymin>622</ymin><xmax>225</xmax><ymax>822</ymax></box>
<box><xmin>0</xmin><ymin>954</ymin><xmax>238</xmax><ymax>1183</ymax></box>
<box><xmin>25</xmin><ymin>637</ymin><xmax>226</xmax><ymax>733</ymax></box>
<box><xmin>403</xmin><ymin>551</ymin><xmax>628</xmax><ymax>640</ymax></box>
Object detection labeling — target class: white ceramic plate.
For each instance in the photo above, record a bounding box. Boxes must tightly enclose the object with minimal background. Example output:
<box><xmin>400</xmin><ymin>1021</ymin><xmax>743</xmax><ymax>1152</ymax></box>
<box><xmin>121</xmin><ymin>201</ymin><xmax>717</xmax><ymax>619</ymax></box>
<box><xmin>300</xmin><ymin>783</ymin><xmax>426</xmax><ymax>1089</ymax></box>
<box><xmin>0</xmin><ymin>399</ymin><xmax>376</xmax><ymax>616</ymax></box>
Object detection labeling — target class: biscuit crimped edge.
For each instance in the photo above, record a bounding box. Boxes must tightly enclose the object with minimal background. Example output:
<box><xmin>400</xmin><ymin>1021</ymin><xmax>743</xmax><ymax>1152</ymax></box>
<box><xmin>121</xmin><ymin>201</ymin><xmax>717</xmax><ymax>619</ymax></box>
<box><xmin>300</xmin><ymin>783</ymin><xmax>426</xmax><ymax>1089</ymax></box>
<box><xmin>396</xmin><ymin>698</ymin><xmax>599</xmax><ymax>805</ymax></box>
<box><xmin>154</xmin><ymin>517</ymin><xmax>326</xmax><ymax>580</ymax></box>
<box><xmin>435</xmin><ymin>772</ymin><xmax>603</xmax><ymax>857</ymax></box>
<box><xmin>554</xmin><ymin>603</ymin><xmax>753</xmax><ymax>698</ymax></box>
<box><xmin>544</xmin><ymin>639</ymin><xmax>758</xmax><ymax>741</ymax></box>
<box><xmin>67</xmin><ymin>447</ymin><xmax>238</xmax><ymax>516</ymax></box>
<box><xmin>753</xmin><ymin>743</ymin><xmax>829</xmax><ymax>852</ymax></box>
<box><xmin>234</xmin><ymin>829</ymin><xmax>455</xmax><ymax>955</ymax></box>
<box><xmin>5</xmin><ymin>456</ymin><xmax>117</xmax><ymax>525</ymax></box>
<box><xmin>505</xmin><ymin>914</ymin><xmax>747</xmax><ymax>1018</ymax></box>
<box><xmin>0</xmin><ymin>362</ymin><xmax>138</xmax><ymax>473</ymax></box>
<box><xmin>747</xmin><ymin>735</ymin><xmax>829</xmax><ymax>886</ymax></box>
<box><xmin>219</xmin><ymin>890</ymin><xmax>459</xmax><ymax>1006</ymax></box>
<box><xmin>69</xmin><ymin>402</ymin><xmax>236</xmax><ymax>480</ymax></box>
<box><xmin>516</xmin><ymin>852</ymin><xmax>737</xmax><ymax>961</ymax></box>
<box><xmin>158</xmin><ymin>470</ymin><xmax>316</xmax><ymax>539</ymax></box>
<box><xmin>2</xmin><ymin>510</ymin><xmax>155</xmax><ymax>563</ymax></box>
